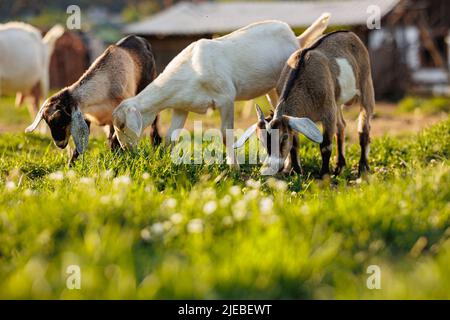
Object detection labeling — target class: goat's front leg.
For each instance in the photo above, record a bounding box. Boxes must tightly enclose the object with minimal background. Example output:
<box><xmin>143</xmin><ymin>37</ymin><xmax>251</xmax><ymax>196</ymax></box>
<box><xmin>283</xmin><ymin>135</ymin><xmax>302</xmax><ymax>175</ymax></box>
<box><xmin>319</xmin><ymin>128</ymin><xmax>334</xmax><ymax>177</ymax></box>
<box><xmin>149</xmin><ymin>114</ymin><xmax>162</xmax><ymax>146</ymax></box>
<box><xmin>165</xmin><ymin>109</ymin><xmax>189</xmax><ymax>146</ymax></box>
<box><xmin>220</xmin><ymin>102</ymin><xmax>239</xmax><ymax>169</ymax></box>
<box><xmin>69</xmin><ymin>119</ymin><xmax>91</xmax><ymax>167</ymax></box>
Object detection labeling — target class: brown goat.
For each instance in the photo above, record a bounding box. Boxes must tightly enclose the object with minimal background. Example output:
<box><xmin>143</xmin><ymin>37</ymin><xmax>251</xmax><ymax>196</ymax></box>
<box><xmin>236</xmin><ymin>31</ymin><xmax>375</xmax><ymax>176</ymax></box>
<box><xmin>26</xmin><ymin>35</ymin><xmax>161</xmax><ymax>165</ymax></box>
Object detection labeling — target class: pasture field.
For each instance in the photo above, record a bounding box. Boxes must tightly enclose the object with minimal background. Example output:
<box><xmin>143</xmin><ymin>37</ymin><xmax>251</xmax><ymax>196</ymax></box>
<box><xmin>0</xmin><ymin>95</ymin><xmax>449</xmax><ymax>299</ymax></box>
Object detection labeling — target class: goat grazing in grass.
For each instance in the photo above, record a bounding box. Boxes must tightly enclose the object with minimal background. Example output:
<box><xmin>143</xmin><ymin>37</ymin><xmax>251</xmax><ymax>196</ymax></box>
<box><xmin>25</xmin><ymin>35</ymin><xmax>161</xmax><ymax>165</ymax></box>
<box><xmin>0</xmin><ymin>22</ymin><xmax>64</xmax><ymax>118</ymax></box>
<box><xmin>112</xmin><ymin>14</ymin><xmax>330</xmax><ymax>167</ymax></box>
<box><xmin>235</xmin><ymin>31</ymin><xmax>375</xmax><ymax>176</ymax></box>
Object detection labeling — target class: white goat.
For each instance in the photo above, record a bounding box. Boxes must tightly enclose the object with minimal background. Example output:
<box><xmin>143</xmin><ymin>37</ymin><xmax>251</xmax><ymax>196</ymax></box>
<box><xmin>112</xmin><ymin>14</ymin><xmax>330</xmax><ymax>166</ymax></box>
<box><xmin>0</xmin><ymin>22</ymin><xmax>64</xmax><ymax>116</ymax></box>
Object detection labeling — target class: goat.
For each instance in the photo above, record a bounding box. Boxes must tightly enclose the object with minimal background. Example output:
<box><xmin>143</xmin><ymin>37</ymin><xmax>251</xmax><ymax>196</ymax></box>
<box><xmin>235</xmin><ymin>31</ymin><xmax>375</xmax><ymax>177</ymax></box>
<box><xmin>0</xmin><ymin>22</ymin><xmax>64</xmax><ymax>118</ymax></box>
<box><xmin>112</xmin><ymin>14</ymin><xmax>330</xmax><ymax>167</ymax></box>
<box><xmin>25</xmin><ymin>35</ymin><xmax>161</xmax><ymax>165</ymax></box>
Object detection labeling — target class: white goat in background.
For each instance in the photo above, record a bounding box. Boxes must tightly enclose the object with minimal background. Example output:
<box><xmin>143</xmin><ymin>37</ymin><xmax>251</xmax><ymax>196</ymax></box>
<box><xmin>0</xmin><ymin>22</ymin><xmax>64</xmax><ymax>118</ymax></box>
<box><xmin>112</xmin><ymin>14</ymin><xmax>330</xmax><ymax>167</ymax></box>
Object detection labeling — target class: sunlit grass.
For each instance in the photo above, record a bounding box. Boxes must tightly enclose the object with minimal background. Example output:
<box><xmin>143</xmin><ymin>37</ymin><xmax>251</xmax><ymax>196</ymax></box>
<box><xmin>0</xmin><ymin>105</ymin><xmax>449</xmax><ymax>298</ymax></box>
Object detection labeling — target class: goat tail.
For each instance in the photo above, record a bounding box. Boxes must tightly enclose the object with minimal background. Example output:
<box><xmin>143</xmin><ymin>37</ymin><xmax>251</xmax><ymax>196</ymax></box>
<box><xmin>297</xmin><ymin>13</ymin><xmax>330</xmax><ymax>49</ymax></box>
<box><xmin>43</xmin><ymin>24</ymin><xmax>65</xmax><ymax>55</ymax></box>
<box><xmin>149</xmin><ymin>114</ymin><xmax>162</xmax><ymax>146</ymax></box>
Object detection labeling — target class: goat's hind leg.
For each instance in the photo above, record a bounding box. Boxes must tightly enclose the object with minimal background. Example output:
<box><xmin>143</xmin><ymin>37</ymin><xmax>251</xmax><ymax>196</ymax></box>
<box><xmin>319</xmin><ymin>108</ymin><xmax>336</xmax><ymax>177</ymax></box>
<box><xmin>334</xmin><ymin>107</ymin><xmax>347</xmax><ymax>175</ymax></box>
<box><xmin>219</xmin><ymin>102</ymin><xmax>239</xmax><ymax>169</ymax></box>
<box><xmin>358</xmin><ymin>80</ymin><xmax>375</xmax><ymax>175</ymax></box>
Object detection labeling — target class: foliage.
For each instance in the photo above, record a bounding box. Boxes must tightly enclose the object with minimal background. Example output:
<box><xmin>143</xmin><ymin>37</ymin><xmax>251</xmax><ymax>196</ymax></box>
<box><xmin>0</xmin><ymin>107</ymin><xmax>449</xmax><ymax>298</ymax></box>
<box><xmin>398</xmin><ymin>96</ymin><xmax>450</xmax><ymax>115</ymax></box>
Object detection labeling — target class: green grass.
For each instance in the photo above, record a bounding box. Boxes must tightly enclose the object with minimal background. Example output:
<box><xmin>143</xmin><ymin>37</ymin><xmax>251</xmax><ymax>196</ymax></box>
<box><xmin>398</xmin><ymin>96</ymin><xmax>450</xmax><ymax>115</ymax></box>
<box><xmin>0</xmin><ymin>114</ymin><xmax>449</xmax><ymax>299</ymax></box>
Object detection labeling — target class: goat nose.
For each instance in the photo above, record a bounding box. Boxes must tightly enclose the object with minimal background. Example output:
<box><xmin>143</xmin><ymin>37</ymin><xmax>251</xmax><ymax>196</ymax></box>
<box><xmin>55</xmin><ymin>140</ymin><xmax>67</xmax><ymax>148</ymax></box>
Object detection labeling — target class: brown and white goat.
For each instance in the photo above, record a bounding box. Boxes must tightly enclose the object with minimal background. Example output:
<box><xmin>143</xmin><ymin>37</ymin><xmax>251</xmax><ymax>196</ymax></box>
<box><xmin>25</xmin><ymin>35</ymin><xmax>161</xmax><ymax>164</ymax></box>
<box><xmin>235</xmin><ymin>31</ymin><xmax>375</xmax><ymax>176</ymax></box>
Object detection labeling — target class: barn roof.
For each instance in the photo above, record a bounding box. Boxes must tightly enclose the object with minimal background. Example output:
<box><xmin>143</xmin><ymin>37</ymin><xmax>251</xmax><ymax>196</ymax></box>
<box><xmin>124</xmin><ymin>0</ymin><xmax>401</xmax><ymax>36</ymax></box>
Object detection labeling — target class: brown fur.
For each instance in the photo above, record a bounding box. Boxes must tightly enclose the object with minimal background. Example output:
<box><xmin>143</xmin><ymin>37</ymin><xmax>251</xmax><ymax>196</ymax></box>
<box><xmin>273</xmin><ymin>31</ymin><xmax>375</xmax><ymax>176</ymax></box>
<box><xmin>29</xmin><ymin>35</ymin><xmax>161</xmax><ymax>165</ymax></box>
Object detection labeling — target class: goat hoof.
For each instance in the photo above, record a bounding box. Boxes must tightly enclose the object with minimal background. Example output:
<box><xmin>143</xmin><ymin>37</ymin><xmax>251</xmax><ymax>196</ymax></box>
<box><xmin>358</xmin><ymin>162</ymin><xmax>371</xmax><ymax>176</ymax></box>
<box><xmin>333</xmin><ymin>165</ymin><xmax>345</xmax><ymax>176</ymax></box>
<box><xmin>319</xmin><ymin>168</ymin><xmax>330</xmax><ymax>178</ymax></box>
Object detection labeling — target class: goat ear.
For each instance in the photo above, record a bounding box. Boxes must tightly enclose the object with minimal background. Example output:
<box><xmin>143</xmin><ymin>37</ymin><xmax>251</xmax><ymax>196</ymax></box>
<box><xmin>126</xmin><ymin>107</ymin><xmax>143</xmax><ymax>138</ymax></box>
<box><xmin>255</xmin><ymin>104</ymin><xmax>265</xmax><ymax>122</ymax></box>
<box><xmin>233</xmin><ymin>123</ymin><xmax>257</xmax><ymax>149</ymax></box>
<box><xmin>71</xmin><ymin>109</ymin><xmax>89</xmax><ymax>154</ymax></box>
<box><xmin>286</xmin><ymin>116</ymin><xmax>323</xmax><ymax>144</ymax></box>
<box><xmin>25</xmin><ymin>100</ymin><xmax>47</xmax><ymax>133</ymax></box>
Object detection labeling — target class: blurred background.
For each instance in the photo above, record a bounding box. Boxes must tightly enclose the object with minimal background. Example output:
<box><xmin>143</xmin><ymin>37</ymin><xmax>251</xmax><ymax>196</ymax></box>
<box><xmin>1</xmin><ymin>0</ymin><xmax>449</xmax><ymax>139</ymax></box>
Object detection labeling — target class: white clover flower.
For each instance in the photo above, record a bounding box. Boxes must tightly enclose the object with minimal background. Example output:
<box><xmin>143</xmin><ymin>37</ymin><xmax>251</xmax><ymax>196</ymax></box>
<box><xmin>101</xmin><ymin>169</ymin><xmax>114</xmax><ymax>180</ymax></box>
<box><xmin>187</xmin><ymin>219</ymin><xmax>204</xmax><ymax>234</ymax></box>
<box><xmin>246</xmin><ymin>179</ymin><xmax>261</xmax><ymax>189</ymax></box>
<box><xmin>48</xmin><ymin>171</ymin><xmax>64</xmax><ymax>181</ymax></box>
<box><xmin>140</xmin><ymin>228</ymin><xmax>151</xmax><ymax>241</ymax></box>
<box><xmin>244</xmin><ymin>189</ymin><xmax>259</xmax><ymax>201</ymax></box>
<box><xmin>267</xmin><ymin>178</ymin><xmax>288</xmax><ymax>192</ymax></box>
<box><xmin>100</xmin><ymin>195</ymin><xmax>112</xmax><ymax>204</ymax></box>
<box><xmin>144</xmin><ymin>185</ymin><xmax>154</xmax><ymax>193</ymax></box>
<box><xmin>219</xmin><ymin>195</ymin><xmax>232</xmax><ymax>207</ymax></box>
<box><xmin>170</xmin><ymin>213</ymin><xmax>183</xmax><ymax>224</ymax></box>
<box><xmin>232</xmin><ymin>200</ymin><xmax>247</xmax><ymax>221</ymax></box>
<box><xmin>202</xmin><ymin>187</ymin><xmax>216</xmax><ymax>199</ymax></box>
<box><xmin>259</xmin><ymin>197</ymin><xmax>274</xmax><ymax>214</ymax></box>
<box><xmin>5</xmin><ymin>181</ymin><xmax>16</xmax><ymax>191</ymax></box>
<box><xmin>113</xmin><ymin>175</ymin><xmax>131</xmax><ymax>186</ymax></box>
<box><xmin>162</xmin><ymin>198</ymin><xmax>177</xmax><ymax>209</ymax></box>
<box><xmin>229</xmin><ymin>185</ymin><xmax>241</xmax><ymax>196</ymax></box>
<box><xmin>79</xmin><ymin>177</ymin><xmax>94</xmax><ymax>185</ymax></box>
<box><xmin>23</xmin><ymin>188</ymin><xmax>35</xmax><ymax>197</ymax></box>
<box><xmin>142</xmin><ymin>172</ymin><xmax>150</xmax><ymax>180</ymax></box>
<box><xmin>66</xmin><ymin>170</ymin><xmax>76</xmax><ymax>179</ymax></box>
<box><xmin>222</xmin><ymin>216</ymin><xmax>234</xmax><ymax>227</ymax></box>
<box><xmin>151</xmin><ymin>222</ymin><xmax>165</xmax><ymax>235</ymax></box>
<box><xmin>300</xmin><ymin>204</ymin><xmax>310</xmax><ymax>215</ymax></box>
<box><xmin>203</xmin><ymin>200</ymin><xmax>217</xmax><ymax>215</ymax></box>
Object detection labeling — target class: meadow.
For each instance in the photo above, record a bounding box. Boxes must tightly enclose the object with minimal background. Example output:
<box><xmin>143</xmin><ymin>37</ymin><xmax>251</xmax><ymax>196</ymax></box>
<box><xmin>0</xmin><ymin>94</ymin><xmax>449</xmax><ymax>299</ymax></box>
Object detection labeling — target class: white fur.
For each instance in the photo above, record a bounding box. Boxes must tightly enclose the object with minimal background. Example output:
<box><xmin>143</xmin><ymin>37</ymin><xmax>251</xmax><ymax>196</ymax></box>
<box><xmin>114</xmin><ymin>15</ymin><xmax>331</xmax><ymax>163</ymax></box>
<box><xmin>336</xmin><ymin>58</ymin><xmax>360</xmax><ymax>105</ymax></box>
<box><xmin>0</xmin><ymin>23</ymin><xmax>64</xmax><ymax>100</ymax></box>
